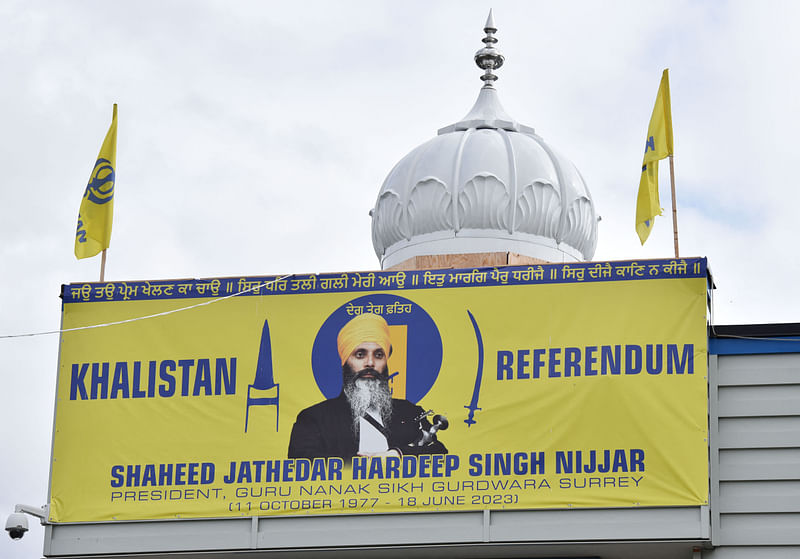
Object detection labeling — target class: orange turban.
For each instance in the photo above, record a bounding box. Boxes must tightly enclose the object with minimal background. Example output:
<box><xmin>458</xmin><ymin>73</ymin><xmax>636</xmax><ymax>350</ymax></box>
<box><xmin>337</xmin><ymin>313</ymin><xmax>391</xmax><ymax>364</ymax></box>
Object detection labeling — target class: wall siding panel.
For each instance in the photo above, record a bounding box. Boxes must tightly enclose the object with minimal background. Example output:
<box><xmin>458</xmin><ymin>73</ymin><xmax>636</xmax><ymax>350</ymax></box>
<box><xmin>709</xmin><ymin>351</ymin><xmax>800</xmax><ymax>556</ymax></box>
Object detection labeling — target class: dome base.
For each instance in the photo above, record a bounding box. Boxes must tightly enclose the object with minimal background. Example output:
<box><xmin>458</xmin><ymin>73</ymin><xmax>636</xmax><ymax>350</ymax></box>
<box><xmin>380</xmin><ymin>232</ymin><xmax>584</xmax><ymax>270</ymax></box>
<box><xmin>386</xmin><ymin>251</ymin><xmax>550</xmax><ymax>272</ymax></box>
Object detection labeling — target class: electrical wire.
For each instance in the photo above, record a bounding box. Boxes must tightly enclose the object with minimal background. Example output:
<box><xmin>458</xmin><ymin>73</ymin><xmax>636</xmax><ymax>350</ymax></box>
<box><xmin>0</xmin><ymin>274</ymin><xmax>294</xmax><ymax>340</ymax></box>
<box><xmin>708</xmin><ymin>282</ymin><xmax>800</xmax><ymax>342</ymax></box>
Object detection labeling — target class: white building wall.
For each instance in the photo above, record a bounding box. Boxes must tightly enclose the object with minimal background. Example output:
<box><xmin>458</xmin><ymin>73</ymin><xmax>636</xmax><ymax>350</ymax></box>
<box><xmin>704</xmin><ymin>350</ymin><xmax>800</xmax><ymax>558</ymax></box>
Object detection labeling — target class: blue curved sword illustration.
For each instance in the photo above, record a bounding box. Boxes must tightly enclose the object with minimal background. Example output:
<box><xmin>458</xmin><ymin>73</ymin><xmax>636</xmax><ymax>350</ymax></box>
<box><xmin>464</xmin><ymin>310</ymin><xmax>484</xmax><ymax>427</ymax></box>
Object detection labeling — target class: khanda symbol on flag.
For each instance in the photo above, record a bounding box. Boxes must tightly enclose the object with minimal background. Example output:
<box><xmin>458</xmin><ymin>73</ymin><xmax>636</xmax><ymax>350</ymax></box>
<box><xmin>636</xmin><ymin>70</ymin><xmax>674</xmax><ymax>245</ymax></box>
<box><xmin>75</xmin><ymin>104</ymin><xmax>118</xmax><ymax>260</ymax></box>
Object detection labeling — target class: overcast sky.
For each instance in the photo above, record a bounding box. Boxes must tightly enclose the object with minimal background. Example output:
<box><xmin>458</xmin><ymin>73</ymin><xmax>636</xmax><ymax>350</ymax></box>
<box><xmin>2</xmin><ymin>1</ymin><xmax>799</xmax><ymax>556</ymax></box>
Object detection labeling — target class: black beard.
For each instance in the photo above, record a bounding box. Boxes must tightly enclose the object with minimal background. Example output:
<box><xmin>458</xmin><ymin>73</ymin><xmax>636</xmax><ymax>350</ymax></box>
<box><xmin>342</xmin><ymin>362</ymin><xmax>389</xmax><ymax>389</ymax></box>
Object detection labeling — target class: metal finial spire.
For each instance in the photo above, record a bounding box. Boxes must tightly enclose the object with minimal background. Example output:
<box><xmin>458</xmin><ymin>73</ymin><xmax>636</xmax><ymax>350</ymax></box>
<box><xmin>474</xmin><ymin>9</ymin><xmax>504</xmax><ymax>87</ymax></box>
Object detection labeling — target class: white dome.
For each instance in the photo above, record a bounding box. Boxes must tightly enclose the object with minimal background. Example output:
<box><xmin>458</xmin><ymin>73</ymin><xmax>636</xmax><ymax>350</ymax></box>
<box><xmin>370</xmin><ymin>14</ymin><xmax>598</xmax><ymax>269</ymax></box>
<box><xmin>370</xmin><ymin>87</ymin><xmax>598</xmax><ymax>269</ymax></box>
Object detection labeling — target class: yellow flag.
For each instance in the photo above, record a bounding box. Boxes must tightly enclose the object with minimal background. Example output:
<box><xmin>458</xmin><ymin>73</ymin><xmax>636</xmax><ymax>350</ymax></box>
<box><xmin>75</xmin><ymin>104</ymin><xmax>118</xmax><ymax>259</ymax></box>
<box><xmin>636</xmin><ymin>70</ymin><xmax>673</xmax><ymax>244</ymax></box>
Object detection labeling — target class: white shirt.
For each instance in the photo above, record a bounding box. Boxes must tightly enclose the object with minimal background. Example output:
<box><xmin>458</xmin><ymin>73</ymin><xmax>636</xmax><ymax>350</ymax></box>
<box><xmin>358</xmin><ymin>407</ymin><xmax>388</xmax><ymax>454</ymax></box>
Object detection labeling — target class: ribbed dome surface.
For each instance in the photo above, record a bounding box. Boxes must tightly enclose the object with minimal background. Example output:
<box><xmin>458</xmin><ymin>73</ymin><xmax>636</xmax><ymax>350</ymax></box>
<box><xmin>370</xmin><ymin>86</ymin><xmax>598</xmax><ymax>269</ymax></box>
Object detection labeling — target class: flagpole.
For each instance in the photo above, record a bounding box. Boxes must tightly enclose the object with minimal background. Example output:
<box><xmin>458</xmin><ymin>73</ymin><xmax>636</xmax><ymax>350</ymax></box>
<box><xmin>100</xmin><ymin>249</ymin><xmax>107</xmax><ymax>282</ymax></box>
<box><xmin>668</xmin><ymin>154</ymin><xmax>679</xmax><ymax>258</ymax></box>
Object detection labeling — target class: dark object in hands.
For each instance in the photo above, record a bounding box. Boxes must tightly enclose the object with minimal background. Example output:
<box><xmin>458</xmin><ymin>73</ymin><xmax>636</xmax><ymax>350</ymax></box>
<box><xmin>409</xmin><ymin>410</ymin><xmax>449</xmax><ymax>448</ymax></box>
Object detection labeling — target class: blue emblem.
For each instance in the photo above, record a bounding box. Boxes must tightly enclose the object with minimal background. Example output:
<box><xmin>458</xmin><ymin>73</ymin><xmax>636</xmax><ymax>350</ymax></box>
<box><xmin>311</xmin><ymin>294</ymin><xmax>443</xmax><ymax>403</ymax></box>
<box><xmin>83</xmin><ymin>158</ymin><xmax>115</xmax><ymax>205</ymax></box>
<box><xmin>75</xmin><ymin>214</ymin><xmax>87</xmax><ymax>243</ymax></box>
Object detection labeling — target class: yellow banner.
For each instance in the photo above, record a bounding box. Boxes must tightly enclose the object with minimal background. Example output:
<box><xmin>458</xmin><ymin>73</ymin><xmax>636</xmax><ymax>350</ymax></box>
<box><xmin>50</xmin><ymin>259</ymin><xmax>708</xmax><ymax>522</ymax></box>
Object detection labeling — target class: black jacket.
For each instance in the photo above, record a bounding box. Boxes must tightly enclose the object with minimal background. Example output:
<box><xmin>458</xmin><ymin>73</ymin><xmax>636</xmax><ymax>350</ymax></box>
<box><xmin>287</xmin><ymin>393</ymin><xmax>447</xmax><ymax>459</ymax></box>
